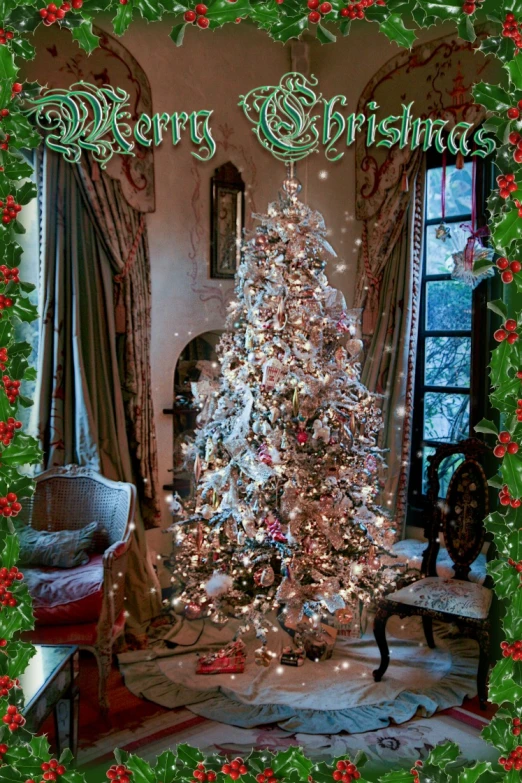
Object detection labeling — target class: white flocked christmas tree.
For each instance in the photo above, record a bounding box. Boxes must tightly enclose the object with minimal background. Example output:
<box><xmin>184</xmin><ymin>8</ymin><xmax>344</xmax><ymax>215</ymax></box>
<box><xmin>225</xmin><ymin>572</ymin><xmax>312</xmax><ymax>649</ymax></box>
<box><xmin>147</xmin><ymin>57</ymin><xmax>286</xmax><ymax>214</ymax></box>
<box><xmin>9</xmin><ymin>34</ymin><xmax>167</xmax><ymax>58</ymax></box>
<box><xmin>167</xmin><ymin>174</ymin><xmax>398</xmax><ymax>645</ymax></box>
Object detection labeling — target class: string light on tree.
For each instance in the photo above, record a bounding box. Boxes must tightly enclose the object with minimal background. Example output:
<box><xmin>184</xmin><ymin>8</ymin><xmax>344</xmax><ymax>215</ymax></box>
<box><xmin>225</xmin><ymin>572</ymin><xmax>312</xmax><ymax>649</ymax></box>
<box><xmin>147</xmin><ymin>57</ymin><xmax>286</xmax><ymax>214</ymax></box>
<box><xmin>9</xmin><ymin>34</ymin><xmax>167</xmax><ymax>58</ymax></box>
<box><xmin>165</xmin><ymin>168</ymin><xmax>397</xmax><ymax>643</ymax></box>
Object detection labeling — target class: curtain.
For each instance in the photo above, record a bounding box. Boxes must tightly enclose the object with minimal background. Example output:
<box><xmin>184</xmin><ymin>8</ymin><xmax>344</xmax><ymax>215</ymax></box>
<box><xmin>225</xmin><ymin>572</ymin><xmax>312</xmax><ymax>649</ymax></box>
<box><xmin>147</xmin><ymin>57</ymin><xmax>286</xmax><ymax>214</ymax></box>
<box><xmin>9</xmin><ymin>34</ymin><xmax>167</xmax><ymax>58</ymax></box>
<box><xmin>36</xmin><ymin>149</ymin><xmax>161</xmax><ymax>626</ymax></box>
<box><xmin>359</xmin><ymin>157</ymin><xmax>425</xmax><ymax>533</ymax></box>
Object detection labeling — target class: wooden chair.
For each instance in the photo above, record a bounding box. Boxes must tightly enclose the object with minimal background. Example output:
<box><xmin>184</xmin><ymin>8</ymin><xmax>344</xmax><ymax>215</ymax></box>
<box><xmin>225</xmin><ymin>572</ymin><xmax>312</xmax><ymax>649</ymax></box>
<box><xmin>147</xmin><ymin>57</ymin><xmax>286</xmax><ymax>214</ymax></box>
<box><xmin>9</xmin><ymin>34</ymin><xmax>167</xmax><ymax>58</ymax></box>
<box><xmin>19</xmin><ymin>465</ymin><xmax>135</xmax><ymax>709</ymax></box>
<box><xmin>372</xmin><ymin>438</ymin><xmax>492</xmax><ymax>708</ymax></box>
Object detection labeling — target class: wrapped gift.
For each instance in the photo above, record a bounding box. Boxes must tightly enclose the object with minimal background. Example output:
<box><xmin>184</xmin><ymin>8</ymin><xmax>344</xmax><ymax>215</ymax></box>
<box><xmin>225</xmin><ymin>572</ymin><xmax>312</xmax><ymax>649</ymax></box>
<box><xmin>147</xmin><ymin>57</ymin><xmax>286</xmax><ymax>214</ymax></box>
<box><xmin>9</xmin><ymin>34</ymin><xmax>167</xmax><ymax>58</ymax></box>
<box><xmin>332</xmin><ymin>600</ymin><xmax>364</xmax><ymax>639</ymax></box>
<box><xmin>280</xmin><ymin>644</ymin><xmax>305</xmax><ymax>667</ymax></box>
<box><xmin>301</xmin><ymin>623</ymin><xmax>337</xmax><ymax>662</ymax></box>
<box><xmin>196</xmin><ymin>639</ymin><xmax>246</xmax><ymax>675</ymax></box>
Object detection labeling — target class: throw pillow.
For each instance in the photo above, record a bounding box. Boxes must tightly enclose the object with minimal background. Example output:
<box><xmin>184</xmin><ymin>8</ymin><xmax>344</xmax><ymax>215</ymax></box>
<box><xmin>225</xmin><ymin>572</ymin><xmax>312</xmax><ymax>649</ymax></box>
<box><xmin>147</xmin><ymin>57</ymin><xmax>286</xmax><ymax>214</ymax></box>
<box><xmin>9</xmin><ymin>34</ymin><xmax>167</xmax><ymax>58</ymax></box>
<box><xmin>17</xmin><ymin>521</ymin><xmax>99</xmax><ymax>568</ymax></box>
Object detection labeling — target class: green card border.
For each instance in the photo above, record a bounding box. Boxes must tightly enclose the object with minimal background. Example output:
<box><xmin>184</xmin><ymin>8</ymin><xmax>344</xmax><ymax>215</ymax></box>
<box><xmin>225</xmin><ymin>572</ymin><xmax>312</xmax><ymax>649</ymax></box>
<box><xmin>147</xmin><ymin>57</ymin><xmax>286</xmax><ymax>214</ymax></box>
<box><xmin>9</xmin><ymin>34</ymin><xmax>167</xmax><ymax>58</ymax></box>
<box><xmin>0</xmin><ymin>1</ymin><xmax>520</xmax><ymax>782</ymax></box>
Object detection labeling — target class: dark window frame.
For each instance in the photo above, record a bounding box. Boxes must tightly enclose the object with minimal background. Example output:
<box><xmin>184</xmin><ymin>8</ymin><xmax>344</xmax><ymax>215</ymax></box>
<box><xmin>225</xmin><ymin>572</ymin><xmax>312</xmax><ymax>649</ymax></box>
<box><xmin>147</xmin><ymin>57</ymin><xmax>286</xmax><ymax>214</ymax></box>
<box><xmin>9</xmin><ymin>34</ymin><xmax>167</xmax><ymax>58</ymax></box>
<box><xmin>407</xmin><ymin>148</ymin><xmax>496</xmax><ymax>526</ymax></box>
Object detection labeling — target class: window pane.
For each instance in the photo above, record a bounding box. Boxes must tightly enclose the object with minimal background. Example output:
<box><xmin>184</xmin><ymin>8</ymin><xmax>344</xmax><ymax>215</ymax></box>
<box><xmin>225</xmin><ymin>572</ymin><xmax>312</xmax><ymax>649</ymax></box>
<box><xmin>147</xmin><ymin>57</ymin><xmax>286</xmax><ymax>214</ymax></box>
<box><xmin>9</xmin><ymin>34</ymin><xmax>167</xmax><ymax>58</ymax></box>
<box><xmin>426</xmin><ymin>280</ymin><xmax>472</xmax><ymax>331</ymax></box>
<box><xmin>421</xmin><ymin>447</ymin><xmax>464</xmax><ymax>497</ymax></box>
<box><xmin>426</xmin><ymin>163</ymin><xmax>473</xmax><ymax>220</ymax></box>
<box><xmin>425</xmin><ymin>337</ymin><xmax>471</xmax><ymax>387</ymax></box>
<box><xmin>425</xmin><ymin>223</ymin><xmax>471</xmax><ymax>276</ymax></box>
<box><xmin>423</xmin><ymin>392</ymin><xmax>470</xmax><ymax>442</ymax></box>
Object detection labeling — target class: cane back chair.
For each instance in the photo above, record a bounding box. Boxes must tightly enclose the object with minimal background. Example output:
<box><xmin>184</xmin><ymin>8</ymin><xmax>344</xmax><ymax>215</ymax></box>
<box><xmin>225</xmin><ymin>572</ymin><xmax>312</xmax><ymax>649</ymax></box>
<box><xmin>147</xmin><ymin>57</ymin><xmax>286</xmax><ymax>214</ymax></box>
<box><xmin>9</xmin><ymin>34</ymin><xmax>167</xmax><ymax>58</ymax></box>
<box><xmin>19</xmin><ymin>465</ymin><xmax>135</xmax><ymax>709</ymax></box>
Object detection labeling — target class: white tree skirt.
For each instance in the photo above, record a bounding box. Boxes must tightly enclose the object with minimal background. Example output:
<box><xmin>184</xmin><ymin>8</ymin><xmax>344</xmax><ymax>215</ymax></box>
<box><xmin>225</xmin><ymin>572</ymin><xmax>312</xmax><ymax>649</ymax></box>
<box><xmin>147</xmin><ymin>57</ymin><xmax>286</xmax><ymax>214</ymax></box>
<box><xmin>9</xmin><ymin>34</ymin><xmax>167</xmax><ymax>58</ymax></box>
<box><xmin>118</xmin><ymin>615</ymin><xmax>478</xmax><ymax>734</ymax></box>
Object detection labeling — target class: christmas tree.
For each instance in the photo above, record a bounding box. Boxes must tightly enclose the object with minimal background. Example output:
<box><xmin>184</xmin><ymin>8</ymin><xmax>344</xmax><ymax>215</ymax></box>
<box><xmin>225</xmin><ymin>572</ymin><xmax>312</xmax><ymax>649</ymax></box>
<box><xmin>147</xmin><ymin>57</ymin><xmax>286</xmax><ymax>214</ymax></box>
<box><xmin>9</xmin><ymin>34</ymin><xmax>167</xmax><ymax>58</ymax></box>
<box><xmin>168</xmin><ymin>175</ymin><xmax>398</xmax><ymax>642</ymax></box>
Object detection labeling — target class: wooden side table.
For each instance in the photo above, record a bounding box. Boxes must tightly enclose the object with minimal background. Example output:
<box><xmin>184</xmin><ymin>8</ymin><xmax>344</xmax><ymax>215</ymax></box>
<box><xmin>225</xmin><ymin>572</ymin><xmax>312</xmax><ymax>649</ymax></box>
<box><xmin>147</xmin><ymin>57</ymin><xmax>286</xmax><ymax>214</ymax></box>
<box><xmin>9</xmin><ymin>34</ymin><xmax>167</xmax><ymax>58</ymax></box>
<box><xmin>20</xmin><ymin>644</ymin><xmax>79</xmax><ymax>755</ymax></box>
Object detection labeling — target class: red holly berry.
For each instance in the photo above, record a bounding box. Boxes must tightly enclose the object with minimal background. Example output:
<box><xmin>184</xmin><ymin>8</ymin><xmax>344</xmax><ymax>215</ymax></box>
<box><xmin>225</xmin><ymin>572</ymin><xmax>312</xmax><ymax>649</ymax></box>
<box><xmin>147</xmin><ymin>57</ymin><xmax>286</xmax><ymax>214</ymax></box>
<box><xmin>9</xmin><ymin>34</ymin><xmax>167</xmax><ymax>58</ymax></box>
<box><xmin>307</xmin><ymin>0</ymin><xmax>319</xmax><ymax>6</ymax></box>
<box><xmin>308</xmin><ymin>10</ymin><xmax>321</xmax><ymax>22</ymax></box>
<box><xmin>197</xmin><ymin>16</ymin><xmax>209</xmax><ymax>27</ymax></box>
<box><xmin>463</xmin><ymin>1</ymin><xmax>476</xmax><ymax>13</ymax></box>
<box><xmin>184</xmin><ymin>10</ymin><xmax>196</xmax><ymax>21</ymax></box>
<box><xmin>195</xmin><ymin>3</ymin><xmax>207</xmax><ymax>12</ymax></box>
<box><xmin>508</xmin><ymin>108</ymin><xmax>520</xmax><ymax>120</ymax></box>
<box><xmin>319</xmin><ymin>1</ymin><xmax>332</xmax><ymax>12</ymax></box>
<box><xmin>494</xmin><ymin>444</ymin><xmax>507</xmax><ymax>458</ymax></box>
<box><xmin>509</xmin><ymin>442</ymin><xmax>520</xmax><ymax>454</ymax></box>
<box><xmin>494</xmin><ymin>329</ymin><xmax>508</xmax><ymax>342</ymax></box>
<box><xmin>502</xmin><ymin>270</ymin><xmax>515</xmax><ymax>284</ymax></box>
<box><xmin>11</xmin><ymin>83</ymin><xmax>22</xmax><ymax>94</ymax></box>
<box><xmin>497</xmin><ymin>257</ymin><xmax>510</xmax><ymax>270</ymax></box>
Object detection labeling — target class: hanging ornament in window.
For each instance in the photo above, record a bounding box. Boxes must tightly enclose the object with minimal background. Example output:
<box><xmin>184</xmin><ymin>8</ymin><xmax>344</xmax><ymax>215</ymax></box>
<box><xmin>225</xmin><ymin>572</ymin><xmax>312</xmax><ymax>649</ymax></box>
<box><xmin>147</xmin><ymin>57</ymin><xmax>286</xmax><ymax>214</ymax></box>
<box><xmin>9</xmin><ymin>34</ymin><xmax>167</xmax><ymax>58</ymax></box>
<box><xmin>450</xmin><ymin>159</ymin><xmax>494</xmax><ymax>288</ymax></box>
<box><xmin>435</xmin><ymin>149</ymin><xmax>451</xmax><ymax>242</ymax></box>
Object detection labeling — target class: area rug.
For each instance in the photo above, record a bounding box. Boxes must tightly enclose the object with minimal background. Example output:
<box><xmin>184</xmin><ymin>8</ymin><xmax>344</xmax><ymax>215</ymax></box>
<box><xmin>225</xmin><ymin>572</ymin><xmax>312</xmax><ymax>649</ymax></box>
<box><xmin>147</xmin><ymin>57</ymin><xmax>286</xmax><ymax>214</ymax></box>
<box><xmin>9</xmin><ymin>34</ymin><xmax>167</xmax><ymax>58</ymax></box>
<box><xmin>77</xmin><ymin>706</ymin><xmax>495</xmax><ymax>779</ymax></box>
<box><xmin>118</xmin><ymin>615</ymin><xmax>479</xmax><ymax>735</ymax></box>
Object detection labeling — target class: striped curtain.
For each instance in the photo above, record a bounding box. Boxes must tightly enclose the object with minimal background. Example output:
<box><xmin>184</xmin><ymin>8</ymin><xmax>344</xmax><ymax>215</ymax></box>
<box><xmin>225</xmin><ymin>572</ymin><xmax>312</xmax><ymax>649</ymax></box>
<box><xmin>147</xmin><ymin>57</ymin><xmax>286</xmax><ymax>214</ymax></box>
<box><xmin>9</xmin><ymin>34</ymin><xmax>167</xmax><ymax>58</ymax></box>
<box><xmin>36</xmin><ymin>149</ymin><xmax>161</xmax><ymax>626</ymax></box>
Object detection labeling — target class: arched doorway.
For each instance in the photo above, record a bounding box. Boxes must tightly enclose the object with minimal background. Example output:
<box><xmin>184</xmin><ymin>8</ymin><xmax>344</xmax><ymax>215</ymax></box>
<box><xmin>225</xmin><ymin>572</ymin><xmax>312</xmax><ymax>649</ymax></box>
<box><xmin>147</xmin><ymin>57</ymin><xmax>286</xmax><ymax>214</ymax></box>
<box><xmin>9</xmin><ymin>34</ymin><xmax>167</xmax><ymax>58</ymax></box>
<box><xmin>171</xmin><ymin>330</ymin><xmax>223</xmax><ymax>497</ymax></box>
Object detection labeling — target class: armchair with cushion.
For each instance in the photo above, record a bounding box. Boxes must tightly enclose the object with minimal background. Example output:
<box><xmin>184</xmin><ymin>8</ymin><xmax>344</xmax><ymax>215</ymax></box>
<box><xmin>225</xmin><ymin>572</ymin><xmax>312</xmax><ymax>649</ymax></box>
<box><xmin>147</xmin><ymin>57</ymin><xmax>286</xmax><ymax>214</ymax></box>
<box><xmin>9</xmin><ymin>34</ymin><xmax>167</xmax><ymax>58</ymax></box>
<box><xmin>19</xmin><ymin>465</ymin><xmax>135</xmax><ymax>709</ymax></box>
<box><xmin>372</xmin><ymin>438</ymin><xmax>492</xmax><ymax>708</ymax></box>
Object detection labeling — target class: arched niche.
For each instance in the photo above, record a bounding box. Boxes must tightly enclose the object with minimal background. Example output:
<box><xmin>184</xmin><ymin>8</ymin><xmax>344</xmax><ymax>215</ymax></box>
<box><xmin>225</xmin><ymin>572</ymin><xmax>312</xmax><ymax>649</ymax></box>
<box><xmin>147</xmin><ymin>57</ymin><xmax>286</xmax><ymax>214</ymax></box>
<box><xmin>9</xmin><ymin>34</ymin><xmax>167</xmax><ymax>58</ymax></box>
<box><xmin>172</xmin><ymin>330</ymin><xmax>223</xmax><ymax>497</ymax></box>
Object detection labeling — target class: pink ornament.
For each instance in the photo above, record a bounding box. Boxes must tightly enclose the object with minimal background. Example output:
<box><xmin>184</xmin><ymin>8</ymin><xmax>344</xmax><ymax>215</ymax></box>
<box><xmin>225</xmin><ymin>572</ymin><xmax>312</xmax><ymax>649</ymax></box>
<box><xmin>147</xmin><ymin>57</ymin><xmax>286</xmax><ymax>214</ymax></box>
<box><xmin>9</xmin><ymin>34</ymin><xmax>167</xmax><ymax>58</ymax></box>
<box><xmin>297</xmin><ymin>430</ymin><xmax>308</xmax><ymax>445</ymax></box>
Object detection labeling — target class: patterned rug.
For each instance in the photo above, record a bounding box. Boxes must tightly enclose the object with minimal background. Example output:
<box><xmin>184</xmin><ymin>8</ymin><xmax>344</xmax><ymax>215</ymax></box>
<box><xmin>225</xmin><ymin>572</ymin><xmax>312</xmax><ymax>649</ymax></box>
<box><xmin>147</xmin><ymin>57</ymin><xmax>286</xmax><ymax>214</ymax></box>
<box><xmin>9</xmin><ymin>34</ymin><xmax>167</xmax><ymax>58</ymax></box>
<box><xmin>77</xmin><ymin>704</ymin><xmax>495</xmax><ymax>778</ymax></box>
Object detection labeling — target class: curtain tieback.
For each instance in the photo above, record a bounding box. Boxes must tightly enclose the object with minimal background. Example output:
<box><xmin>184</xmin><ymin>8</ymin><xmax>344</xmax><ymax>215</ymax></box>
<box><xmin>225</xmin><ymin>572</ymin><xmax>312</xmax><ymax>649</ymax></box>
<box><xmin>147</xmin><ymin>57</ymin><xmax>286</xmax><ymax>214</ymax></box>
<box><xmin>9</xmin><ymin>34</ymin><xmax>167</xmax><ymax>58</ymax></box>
<box><xmin>114</xmin><ymin>214</ymin><xmax>146</xmax><ymax>334</ymax></box>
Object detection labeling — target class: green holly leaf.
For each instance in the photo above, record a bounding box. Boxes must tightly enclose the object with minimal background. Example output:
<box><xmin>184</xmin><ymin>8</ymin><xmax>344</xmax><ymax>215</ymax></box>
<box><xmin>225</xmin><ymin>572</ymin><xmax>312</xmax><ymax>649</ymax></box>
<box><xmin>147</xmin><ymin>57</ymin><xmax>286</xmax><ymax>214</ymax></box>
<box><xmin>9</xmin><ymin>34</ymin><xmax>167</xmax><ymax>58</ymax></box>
<box><xmin>10</xmin><ymin>38</ymin><xmax>36</xmax><ymax>61</ymax></box>
<box><xmin>0</xmin><ymin>47</ymin><xmax>17</xmax><ymax>115</ymax></box>
<box><xmin>15</xmin><ymin>181</ymin><xmax>37</xmax><ymax>205</ymax></box>
<box><xmin>0</xmin><ymin>320</ymin><xmax>14</xmax><ymax>346</ymax></box>
<box><xmin>419</xmin><ymin>0</ymin><xmax>467</xmax><ymax>21</ymax></box>
<box><xmin>473</xmin><ymin>82</ymin><xmax>513</xmax><ymax>114</ymax></box>
<box><xmin>12</xmin><ymin>296</ymin><xmax>38</xmax><ymax>323</ymax></box>
<box><xmin>487</xmin><ymin>298</ymin><xmax>509</xmax><ymax>320</ymax></box>
<box><xmin>1</xmin><ymin>433</ymin><xmax>41</xmax><ymax>466</ymax></box>
<box><xmin>126</xmin><ymin>754</ymin><xmax>156</xmax><ymax>783</ymax></box>
<box><xmin>169</xmin><ymin>22</ymin><xmax>186</xmax><ymax>46</ymax></box>
<box><xmin>456</xmin><ymin>761</ymin><xmax>491</xmax><ymax>783</ymax></box>
<box><xmin>154</xmin><ymin>750</ymin><xmax>177</xmax><ymax>783</ymax></box>
<box><xmin>4</xmin><ymin>6</ymin><xmax>40</xmax><ymax>35</ymax></box>
<box><xmin>5</xmin><ymin>640</ymin><xmax>36</xmax><ymax>679</ymax></box>
<box><xmin>474</xmin><ymin>418</ymin><xmax>499</xmax><ymax>436</ymax></box>
<box><xmin>2</xmin><ymin>159</ymin><xmax>33</xmax><ymax>182</ymax></box>
<box><xmin>493</xmin><ymin>208</ymin><xmax>522</xmax><ymax>251</ymax></box>
<box><xmin>249</xmin><ymin>0</ymin><xmax>281</xmax><ymax>29</ymax></box>
<box><xmin>60</xmin><ymin>772</ymin><xmax>87</xmax><ymax>783</ymax></box>
<box><xmin>501</xmin><ymin>451</ymin><xmax>522</xmax><ymax>499</ymax></box>
<box><xmin>379</xmin><ymin>770</ymin><xmax>414</xmax><ymax>783</ymax></box>
<box><xmin>339</xmin><ymin>19</ymin><xmax>351</xmax><ymax>36</ymax></box>
<box><xmin>316</xmin><ymin>23</ymin><xmax>336</xmax><ymax>44</ymax></box>
<box><xmin>482</xmin><ymin>710</ymin><xmax>518</xmax><ymax>755</ymax></box>
<box><xmin>273</xmin><ymin>748</ymin><xmax>313</xmax><ymax>779</ymax></box>
<box><xmin>11</xmin><ymin>220</ymin><xmax>26</xmax><ymax>235</ymax></box>
<box><xmin>485</xmin><ymin>508</ymin><xmax>521</xmax><ymax>542</ymax></box>
<box><xmin>490</xmin><ymin>340</ymin><xmax>514</xmax><ymax>387</ymax></box>
<box><xmin>425</xmin><ymin>741</ymin><xmax>460</xmax><ymax>768</ymax></box>
<box><xmin>481</xmin><ymin>34</ymin><xmax>514</xmax><ymax>65</ymax></box>
<box><xmin>113</xmin><ymin>1</ymin><xmax>134</xmax><ymax>36</ymax></box>
<box><xmin>457</xmin><ymin>14</ymin><xmax>476</xmax><ymax>43</ymax></box>
<box><xmin>507</xmin><ymin>55</ymin><xmax>522</xmax><ymax>92</ymax></box>
<box><xmin>71</xmin><ymin>20</ymin><xmax>100</xmax><ymax>54</ymax></box>
<box><xmin>489</xmin><ymin>656</ymin><xmax>522</xmax><ymax>704</ymax></box>
<box><xmin>206</xmin><ymin>0</ymin><xmax>250</xmax><ymax>27</ymax></box>
<box><xmin>1</xmin><ymin>533</ymin><xmax>19</xmax><ymax>569</ymax></box>
<box><xmin>29</xmin><ymin>733</ymin><xmax>51</xmax><ymax>760</ymax></box>
<box><xmin>134</xmin><ymin>0</ymin><xmax>164</xmax><ymax>21</ymax></box>
<box><xmin>17</xmin><ymin>394</ymin><xmax>34</xmax><ymax>408</ymax></box>
<box><xmin>503</xmin><ymin>589</ymin><xmax>522</xmax><ymax>637</ymax></box>
<box><xmin>9</xmin><ymin>342</ymin><xmax>33</xmax><ymax>359</ymax></box>
<box><xmin>269</xmin><ymin>11</ymin><xmax>308</xmax><ymax>43</ymax></box>
<box><xmin>4</xmin><ymin>473</ymin><xmax>35</xmax><ymax>500</ymax></box>
<box><xmin>176</xmin><ymin>745</ymin><xmax>204</xmax><ymax>768</ymax></box>
<box><xmin>487</xmin><ymin>558</ymin><xmax>520</xmax><ymax>598</ymax></box>
<box><xmin>378</xmin><ymin>14</ymin><xmax>416</xmax><ymax>48</ymax></box>
<box><xmin>0</xmin><ymin>240</ymin><xmax>22</xmax><ymax>269</ymax></box>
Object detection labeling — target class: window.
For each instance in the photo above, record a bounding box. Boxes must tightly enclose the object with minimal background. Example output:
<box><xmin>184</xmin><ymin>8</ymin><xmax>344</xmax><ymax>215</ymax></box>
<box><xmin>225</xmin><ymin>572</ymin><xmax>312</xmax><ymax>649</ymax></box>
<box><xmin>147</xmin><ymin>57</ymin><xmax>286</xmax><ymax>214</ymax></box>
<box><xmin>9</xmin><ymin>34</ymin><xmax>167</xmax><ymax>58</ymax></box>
<box><xmin>408</xmin><ymin>154</ymin><xmax>493</xmax><ymax>518</ymax></box>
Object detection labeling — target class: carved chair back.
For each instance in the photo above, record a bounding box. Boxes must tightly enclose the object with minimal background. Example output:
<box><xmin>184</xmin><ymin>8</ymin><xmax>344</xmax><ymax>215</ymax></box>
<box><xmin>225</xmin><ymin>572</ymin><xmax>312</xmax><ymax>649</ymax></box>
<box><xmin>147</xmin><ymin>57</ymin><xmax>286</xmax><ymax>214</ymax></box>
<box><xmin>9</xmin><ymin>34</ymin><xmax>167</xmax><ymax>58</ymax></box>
<box><xmin>421</xmin><ymin>438</ymin><xmax>489</xmax><ymax>582</ymax></box>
